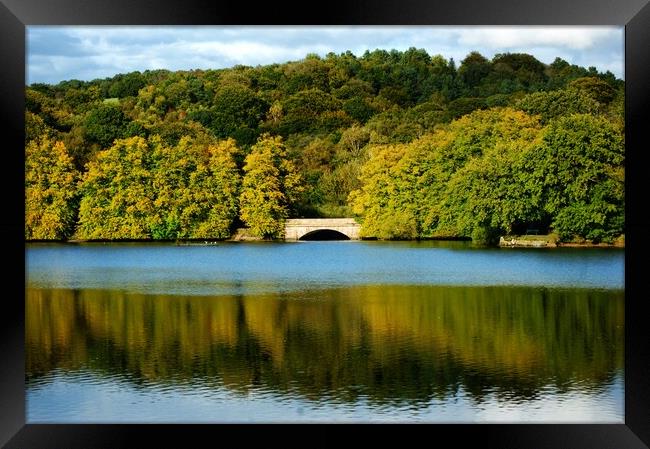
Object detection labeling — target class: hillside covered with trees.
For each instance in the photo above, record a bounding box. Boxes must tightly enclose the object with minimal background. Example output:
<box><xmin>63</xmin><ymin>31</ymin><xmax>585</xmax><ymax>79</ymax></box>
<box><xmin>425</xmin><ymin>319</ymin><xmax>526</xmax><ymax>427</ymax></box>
<box><xmin>25</xmin><ymin>49</ymin><xmax>625</xmax><ymax>243</ymax></box>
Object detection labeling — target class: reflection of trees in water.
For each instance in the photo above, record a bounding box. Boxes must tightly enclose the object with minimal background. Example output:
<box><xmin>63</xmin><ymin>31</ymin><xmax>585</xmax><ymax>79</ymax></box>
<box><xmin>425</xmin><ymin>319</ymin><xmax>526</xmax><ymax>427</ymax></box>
<box><xmin>26</xmin><ymin>286</ymin><xmax>623</xmax><ymax>406</ymax></box>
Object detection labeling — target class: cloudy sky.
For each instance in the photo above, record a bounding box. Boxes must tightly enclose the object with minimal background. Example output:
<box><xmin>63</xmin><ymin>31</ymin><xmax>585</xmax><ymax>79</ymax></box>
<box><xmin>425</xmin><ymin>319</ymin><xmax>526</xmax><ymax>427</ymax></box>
<box><xmin>26</xmin><ymin>26</ymin><xmax>624</xmax><ymax>85</ymax></box>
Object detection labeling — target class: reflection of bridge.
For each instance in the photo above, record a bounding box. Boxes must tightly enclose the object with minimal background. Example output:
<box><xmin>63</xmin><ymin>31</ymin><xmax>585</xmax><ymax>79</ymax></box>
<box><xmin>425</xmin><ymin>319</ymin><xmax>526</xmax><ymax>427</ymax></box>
<box><xmin>285</xmin><ymin>218</ymin><xmax>361</xmax><ymax>240</ymax></box>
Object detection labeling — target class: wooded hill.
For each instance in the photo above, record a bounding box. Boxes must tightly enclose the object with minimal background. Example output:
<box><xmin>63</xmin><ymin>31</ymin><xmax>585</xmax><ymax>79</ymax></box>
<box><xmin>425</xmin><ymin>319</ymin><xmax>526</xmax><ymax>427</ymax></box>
<box><xmin>25</xmin><ymin>49</ymin><xmax>624</xmax><ymax>243</ymax></box>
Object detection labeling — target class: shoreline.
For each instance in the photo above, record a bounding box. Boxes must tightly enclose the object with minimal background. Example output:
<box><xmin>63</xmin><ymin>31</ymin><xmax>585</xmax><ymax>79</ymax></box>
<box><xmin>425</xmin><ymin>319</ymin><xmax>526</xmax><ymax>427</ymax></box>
<box><xmin>499</xmin><ymin>235</ymin><xmax>624</xmax><ymax>248</ymax></box>
<box><xmin>26</xmin><ymin>237</ymin><xmax>625</xmax><ymax>248</ymax></box>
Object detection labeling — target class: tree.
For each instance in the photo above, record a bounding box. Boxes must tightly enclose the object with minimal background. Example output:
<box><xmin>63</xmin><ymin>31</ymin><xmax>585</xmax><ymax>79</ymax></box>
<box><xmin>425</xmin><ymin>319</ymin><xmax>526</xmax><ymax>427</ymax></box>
<box><xmin>189</xmin><ymin>139</ymin><xmax>241</xmax><ymax>238</ymax></box>
<box><xmin>516</xmin><ymin>88</ymin><xmax>599</xmax><ymax>123</ymax></box>
<box><xmin>337</xmin><ymin>125</ymin><xmax>370</xmax><ymax>160</ymax></box>
<box><xmin>343</xmin><ymin>96</ymin><xmax>377</xmax><ymax>123</ymax></box>
<box><xmin>283</xmin><ymin>56</ymin><xmax>330</xmax><ymax>93</ymax></box>
<box><xmin>487</xmin><ymin>53</ymin><xmax>548</xmax><ymax>93</ymax></box>
<box><xmin>438</xmin><ymin>138</ymin><xmax>541</xmax><ymax>244</ymax></box>
<box><xmin>443</xmin><ymin>97</ymin><xmax>487</xmax><ymax>122</ymax></box>
<box><xmin>277</xmin><ymin>89</ymin><xmax>343</xmax><ymax>135</ymax></box>
<box><xmin>458</xmin><ymin>52</ymin><xmax>491</xmax><ymax>90</ymax></box>
<box><xmin>63</xmin><ymin>85</ymin><xmax>102</xmax><ymax>113</ymax></box>
<box><xmin>77</xmin><ymin>136</ymin><xmax>155</xmax><ymax>239</ymax></box>
<box><xmin>239</xmin><ymin>135</ymin><xmax>303</xmax><ymax>238</ymax></box>
<box><xmin>148</xmin><ymin>137</ymin><xmax>241</xmax><ymax>239</ymax></box>
<box><xmin>567</xmin><ymin>77</ymin><xmax>617</xmax><ymax>105</ymax></box>
<box><xmin>24</xmin><ymin>49</ymin><xmax>625</xmax><ymax>243</ymax></box>
<box><xmin>26</xmin><ymin>88</ymin><xmax>72</xmax><ymax>132</ymax></box>
<box><xmin>350</xmin><ymin>108</ymin><xmax>544</xmax><ymax>241</ymax></box>
<box><xmin>25</xmin><ymin>111</ymin><xmax>51</xmax><ymax>144</ymax></box>
<box><xmin>83</xmin><ymin>105</ymin><xmax>130</xmax><ymax>148</ymax></box>
<box><xmin>523</xmin><ymin>114</ymin><xmax>624</xmax><ymax>242</ymax></box>
<box><xmin>77</xmin><ymin>135</ymin><xmax>241</xmax><ymax>240</ymax></box>
<box><xmin>349</xmin><ymin>143</ymin><xmax>420</xmax><ymax>239</ymax></box>
<box><xmin>545</xmin><ymin>57</ymin><xmax>591</xmax><ymax>90</ymax></box>
<box><xmin>319</xmin><ymin>159</ymin><xmax>365</xmax><ymax>217</ymax></box>
<box><xmin>364</xmin><ymin>108</ymin><xmax>424</xmax><ymax>144</ymax></box>
<box><xmin>207</xmin><ymin>83</ymin><xmax>267</xmax><ymax>143</ymax></box>
<box><xmin>25</xmin><ymin>138</ymin><xmax>79</xmax><ymax>239</ymax></box>
<box><xmin>106</xmin><ymin>72</ymin><xmax>146</xmax><ymax>98</ymax></box>
<box><xmin>147</xmin><ymin>117</ymin><xmax>212</xmax><ymax>147</ymax></box>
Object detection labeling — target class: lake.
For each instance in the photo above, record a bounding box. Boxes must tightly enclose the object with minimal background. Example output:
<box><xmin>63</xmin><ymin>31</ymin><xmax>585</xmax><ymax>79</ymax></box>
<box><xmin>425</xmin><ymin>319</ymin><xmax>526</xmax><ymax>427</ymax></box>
<box><xmin>25</xmin><ymin>241</ymin><xmax>624</xmax><ymax>423</ymax></box>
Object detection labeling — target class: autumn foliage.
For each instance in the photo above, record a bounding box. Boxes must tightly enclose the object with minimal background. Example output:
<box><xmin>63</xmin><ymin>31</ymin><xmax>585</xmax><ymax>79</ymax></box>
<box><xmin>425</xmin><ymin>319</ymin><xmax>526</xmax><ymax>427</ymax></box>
<box><xmin>25</xmin><ymin>49</ymin><xmax>624</xmax><ymax>242</ymax></box>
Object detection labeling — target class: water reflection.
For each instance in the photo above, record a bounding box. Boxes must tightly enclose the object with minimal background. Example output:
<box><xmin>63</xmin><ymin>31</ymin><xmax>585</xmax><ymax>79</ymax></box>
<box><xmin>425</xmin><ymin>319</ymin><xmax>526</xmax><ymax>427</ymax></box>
<box><xmin>26</xmin><ymin>285</ymin><xmax>623</xmax><ymax>412</ymax></box>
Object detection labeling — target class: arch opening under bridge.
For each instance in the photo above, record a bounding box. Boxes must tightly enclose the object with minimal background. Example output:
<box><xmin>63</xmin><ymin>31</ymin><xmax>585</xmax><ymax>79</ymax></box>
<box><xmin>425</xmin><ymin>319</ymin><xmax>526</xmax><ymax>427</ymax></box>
<box><xmin>299</xmin><ymin>229</ymin><xmax>351</xmax><ymax>241</ymax></box>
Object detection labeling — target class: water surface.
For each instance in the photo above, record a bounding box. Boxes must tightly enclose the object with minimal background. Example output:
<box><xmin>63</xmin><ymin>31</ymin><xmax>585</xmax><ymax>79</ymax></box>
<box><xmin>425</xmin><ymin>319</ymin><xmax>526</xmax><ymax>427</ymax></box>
<box><xmin>26</xmin><ymin>241</ymin><xmax>624</xmax><ymax>422</ymax></box>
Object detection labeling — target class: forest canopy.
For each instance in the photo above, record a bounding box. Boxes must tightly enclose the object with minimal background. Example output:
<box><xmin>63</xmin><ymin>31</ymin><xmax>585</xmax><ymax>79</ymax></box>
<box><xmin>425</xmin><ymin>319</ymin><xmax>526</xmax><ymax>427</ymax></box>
<box><xmin>25</xmin><ymin>49</ymin><xmax>624</xmax><ymax>243</ymax></box>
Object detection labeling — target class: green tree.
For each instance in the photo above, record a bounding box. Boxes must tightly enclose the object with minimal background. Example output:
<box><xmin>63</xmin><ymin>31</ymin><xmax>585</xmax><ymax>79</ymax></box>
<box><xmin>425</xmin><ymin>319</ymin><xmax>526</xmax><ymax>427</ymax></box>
<box><xmin>78</xmin><ymin>135</ymin><xmax>241</xmax><ymax>240</ymax></box>
<box><xmin>146</xmin><ymin>136</ymin><xmax>198</xmax><ymax>239</ymax></box>
<box><xmin>443</xmin><ymin>97</ymin><xmax>487</xmax><ymax>122</ymax></box>
<box><xmin>25</xmin><ymin>138</ymin><xmax>79</xmax><ymax>239</ymax></box>
<box><xmin>458</xmin><ymin>52</ymin><xmax>491</xmax><ymax>90</ymax></box>
<box><xmin>545</xmin><ymin>57</ymin><xmax>590</xmax><ymax>89</ymax></box>
<box><xmin>337</xmin><ymin>125</ymin><xmax>370</xmax><ymax>161</ymax></box>
<box><xmin>24</xmin><ymin>49</ymin><xmax>626</xmax><ymax>243</ymax></box>
<box><xmin>107</xmin><ymin>72</ymin><xmax>146</xmax><ymax>98</ymax></box>
<box><xmin>276</xmin><ymin>89</ymin><xmax>343</xmax><ymax>135</ymax></box>
<box><xmin>283</xmin><ymin>55</ymin><xmax>330</xmax><ymax>93</ymax></box>
<box><xmin>319</xmin><ymin>160</ymin><xmax>365</xmax><ymax>217</ymax></box>
<box><xmin>524</xmin><ymin>114</ymin><xmax>624</xmax><ymax>242</ymax></box>
<box><xmin>343</xmin><ymin>96</ymin><xmax>377</xmax><ymax>123</ymax></box>
<box><xmin>239</xmin><ymin>135</ymin><xmax>303</xmax><ymax>238</ymax></box>
<box><xmin>351</xmin><ymin>108</ymin><xmax>543</xmax><ymax>241</ymax></box>
<box><xmin>83</xmin><ymin>105</ymin><xmax>130</xmax><ymax>148</ymax></box>
<box><xmin>190</xmin><ymin>139</ymin><xmax>241</xmax><ymax>238</ymax></box>
<box><xmin>26</xmin><ymin>88</ymin><xmax>73</xmax><ymax>132</ymax></box>
<box><xmin>568</xmin><ymin>76</ymin><xmax>617</xmax><ymax>105</ymax></box>
<box><xmin>62</xmin><ymin>85</ymin><xmax>102</xmax><ymax>113</ymax></box>
<box><xmin>77</xmin><ymin>136</ymin><xmax>155</xmax><ymax>239</ymax></box>
<box><xmin>485</xmin><ymin>53</ymin><xmax>548</xmax><ymax>94</ymax></box>
<box><xmin>516</xmin><ymin>88</ymin><xmax>599</xmax><ymax>123</ymax></box>
<box><xmin>438</xmin><ymin>137</ymin><xmax>542</xmax><ymax>244</ymax></box>
<box><xmin>349</xmin><ymin>142</ymin><xmax>420</xmax><ymax>239</ymax></box>
<box><xmin>148</xmin><ymin>137</ymin><xmax>240</xmax><ymax>239</ymax></box>
<box><xmin>205</xmin><ymin>83</ymin><xmax>267</xmax><ymax>143</ymax></box>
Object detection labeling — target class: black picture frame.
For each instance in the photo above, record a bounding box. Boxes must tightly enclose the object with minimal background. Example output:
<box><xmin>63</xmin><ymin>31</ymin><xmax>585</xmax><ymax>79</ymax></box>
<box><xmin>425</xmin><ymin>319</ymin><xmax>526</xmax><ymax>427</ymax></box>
<box><xmin>2</xmin><ymin>0</ymin><xmax>649</xmax><ymax>447</ymax></box>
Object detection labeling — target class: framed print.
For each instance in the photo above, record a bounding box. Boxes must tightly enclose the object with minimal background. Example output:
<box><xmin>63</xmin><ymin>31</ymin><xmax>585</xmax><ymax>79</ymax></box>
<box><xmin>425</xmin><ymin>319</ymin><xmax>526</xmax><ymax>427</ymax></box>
<box><xmin>2</xmin><ymin>0</ymin><xmax>649</xmax><ymax>446</ymax></box>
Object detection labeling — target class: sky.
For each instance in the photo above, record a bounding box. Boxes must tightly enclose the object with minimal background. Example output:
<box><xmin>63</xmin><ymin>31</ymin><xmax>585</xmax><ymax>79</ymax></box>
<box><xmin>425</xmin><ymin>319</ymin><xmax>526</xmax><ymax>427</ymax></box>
<box><xmin>26</xmin><ymin>26</ymin><xmax>624</xmax><ymax>85</ymax></box>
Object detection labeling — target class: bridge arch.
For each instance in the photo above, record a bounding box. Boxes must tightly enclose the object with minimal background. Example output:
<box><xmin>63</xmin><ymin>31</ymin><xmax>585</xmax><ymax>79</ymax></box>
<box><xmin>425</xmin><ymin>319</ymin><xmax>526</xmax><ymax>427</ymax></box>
<box><xmin>298</xmin><ymin>229</ymin><xmax>351</xmax><ymax>241</ymax></box>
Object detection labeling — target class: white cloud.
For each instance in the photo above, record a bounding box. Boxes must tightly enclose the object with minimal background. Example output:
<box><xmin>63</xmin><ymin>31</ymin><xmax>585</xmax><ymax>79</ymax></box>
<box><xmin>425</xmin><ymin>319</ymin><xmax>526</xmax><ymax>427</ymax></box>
<box><xmin>456</xmin><ymin>27</ymin><xmax>619</xmax><ymax>51</ymax></box>
<box><xmin>182</xmin><ymin>40</ymin><xmax>328</xmax><ymax>64</ymax></box>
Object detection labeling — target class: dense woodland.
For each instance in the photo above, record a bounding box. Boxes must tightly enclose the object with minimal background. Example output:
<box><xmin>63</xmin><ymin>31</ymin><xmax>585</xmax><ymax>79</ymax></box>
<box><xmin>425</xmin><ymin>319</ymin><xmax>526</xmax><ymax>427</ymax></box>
<box><xmin>25</xmin><ymin>49</ymin><xmax>625</xmax><ymax>243</ymax></box>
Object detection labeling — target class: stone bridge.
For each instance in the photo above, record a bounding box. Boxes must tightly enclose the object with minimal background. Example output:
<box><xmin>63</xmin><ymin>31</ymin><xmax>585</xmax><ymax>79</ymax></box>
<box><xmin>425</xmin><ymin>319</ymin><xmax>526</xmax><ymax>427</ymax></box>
<box><xmin>285</xmin><ymin>218</ymin><xmax>361</xmax><ymax>240</ymax></box>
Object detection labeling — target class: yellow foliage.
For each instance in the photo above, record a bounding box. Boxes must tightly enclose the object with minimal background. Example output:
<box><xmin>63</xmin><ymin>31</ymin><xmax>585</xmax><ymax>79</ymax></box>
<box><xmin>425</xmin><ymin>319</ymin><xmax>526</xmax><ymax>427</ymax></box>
<box><xmin>25</xmin><ymin>137</ymin><xmax>79</xmax><ymax>240</ymax></box>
